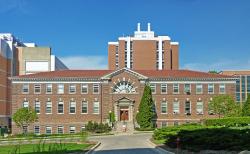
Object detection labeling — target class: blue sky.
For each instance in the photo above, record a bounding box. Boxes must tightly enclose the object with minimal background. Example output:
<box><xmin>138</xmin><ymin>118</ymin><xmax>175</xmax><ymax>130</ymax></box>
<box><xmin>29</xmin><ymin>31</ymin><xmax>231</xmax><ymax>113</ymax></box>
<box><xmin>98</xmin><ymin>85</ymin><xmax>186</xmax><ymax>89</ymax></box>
<box><xmin>0</xmin><ymin>0</ymin><xmax>250</xmax><ymax>71</ymax></box>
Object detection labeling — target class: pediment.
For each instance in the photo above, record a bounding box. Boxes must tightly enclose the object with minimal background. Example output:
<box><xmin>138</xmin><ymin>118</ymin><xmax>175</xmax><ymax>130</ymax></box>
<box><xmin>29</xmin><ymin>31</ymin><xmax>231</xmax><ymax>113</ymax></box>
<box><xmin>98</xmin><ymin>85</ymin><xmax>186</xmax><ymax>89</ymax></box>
<box><xmin>101</xmin><ymin>68</ymin><xmax>148</xmax><ymax>80</ymax></box>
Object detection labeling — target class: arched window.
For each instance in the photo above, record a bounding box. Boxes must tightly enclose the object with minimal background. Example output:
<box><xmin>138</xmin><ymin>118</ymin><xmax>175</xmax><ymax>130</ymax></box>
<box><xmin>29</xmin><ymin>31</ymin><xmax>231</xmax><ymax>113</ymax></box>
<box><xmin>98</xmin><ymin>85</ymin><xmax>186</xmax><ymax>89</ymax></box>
<box><xmin>113</xmin><ymin>81</ymin><xmax>136</xmax><ymax>94</ymax></box>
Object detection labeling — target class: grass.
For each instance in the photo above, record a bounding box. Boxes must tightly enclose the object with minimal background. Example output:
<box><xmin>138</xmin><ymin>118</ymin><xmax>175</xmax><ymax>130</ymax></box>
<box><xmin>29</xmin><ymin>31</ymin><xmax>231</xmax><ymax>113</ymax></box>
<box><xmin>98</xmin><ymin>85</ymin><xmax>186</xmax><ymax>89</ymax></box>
<box><xmin>0</xmin><ymin>143</ymin><xmax>91</xmax><ymax>154</ymax></box>
<box><xmin>150</xmin><ymin>138</ymin><xmax>166</xmax><ymax>145</ymax></box>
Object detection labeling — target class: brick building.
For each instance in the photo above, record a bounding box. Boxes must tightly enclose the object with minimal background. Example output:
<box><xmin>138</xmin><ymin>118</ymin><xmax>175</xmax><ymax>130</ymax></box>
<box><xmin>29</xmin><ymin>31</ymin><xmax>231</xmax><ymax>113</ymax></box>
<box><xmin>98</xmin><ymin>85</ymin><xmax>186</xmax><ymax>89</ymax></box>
<box><xmin>11</xmin><ymin>68</ymin><xmax>236</xmax><ymax>134</ymax></box>
<box><xmin>108</xmin><ymin>23</ymin><xmax>179</xmax><ymax>70</ymax></box>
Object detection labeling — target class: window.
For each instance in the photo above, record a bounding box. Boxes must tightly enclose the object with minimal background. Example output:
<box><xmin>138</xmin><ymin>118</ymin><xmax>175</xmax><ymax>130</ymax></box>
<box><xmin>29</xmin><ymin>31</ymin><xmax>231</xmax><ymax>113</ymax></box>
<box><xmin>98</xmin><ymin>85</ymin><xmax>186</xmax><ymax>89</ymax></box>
<box><xmin>57</xmin><ymin>84</ymin><xmax>64</xmax><ymax>94</ymax></box>
<box><xmin>69</xmin><ymin>101</ymin><xmax>76</xmax><ymax>114</ymax></box>
<box><xmin>58</xmin><ymin>102</ymin><xmax>64</xmax><ymax>114</ymax></box>
<box><xmin>93</xmin><ymin>102</ymin><xmax>99</xmax><ymax>114</ymax></box>
<box><xmin>150</xmin><ymin>84</ymin><xmax>156</xmax><ymax>94</ymax></box>
<box><xmin>196</xmin><ymin>101</ymin><xmax>203</xmax><ymax>114</ymax></box>
<box><xmin>81</xmin><ymin>126</ymin><xmax>86</xmax><ymax>131</ymax></box>
<box><xmin>219</xmin><ymin>84</ymin><xmax>225</xmax><ymax>94</ymax></box>
<box><xmin>161</xmin><ymin>84</ymin><xmax>167</xmax><ymax>94</ymax></box>
<box><xmin>46</xmin><ymin>84</ymin><xmax>52</xmax><ymax>94</ymax></box>
<box><xmin>81</xmin><ymin>101</ymin><xmax>88</xmax><ymax>114</ymax></box>
<box><xmin>93</xmin><ymin>84</ymin><xmax>99</xmax><ymax>94</ymax></box>
<box><xmin>34</xmin><ymin>126</ymin><xmax>40</xmax><ymax>135</ymax></box>
<box><xmin>174</xmin><ymin>121</ymin><xmax>179</xmax><ymax>126</ymax></box>
<box><xmin>173</xmin><ymin>84</ymin><xmax>179</xmax><ymax>94</ymax></box>
<box><xmin>69</xmin><ymin>126</ymin><xmax>76</xmax><ymax>134</ymax></box>
<box><xmin>46</xmin><ymin>101</ymin><xmax>52</xmax><ymax>114</ymax></box>
<box><xmin>34</xmin><ymin>101</ymin><xmax>40</xmax><ymax>114</ymax></box>
<box><xmin>161</xmin><ymin>101</ymin><xmax>167</xmax><ymax>114</ymax></box>
<box><xmin>22</xmin><ymin>84</ymin><xmax>29</xmax><ymax>94</ymax></box>
<box><xmin>161</xmin><ymin>122</ymin><xmax>167</xmax><ymax>128</ymax></box>
<box><xmin>23</xmin><ymin>101</ymin><xmax>29</xmax><ymax>108</ymax></box>
<box><xmin>45</xmin><ymin>126</ymin><xmax>52</xmax><ymax>134</ymax></box>
<box><xmin>208</xmin><ymin>101</ymin><xmax>214</xmax><ymax>115</ymax></box>
<box><xmin>81</xmin><ymin>84</ymin><xmax>88</xmax><ymax>94</ymax></box>
<box><xmin>184</xmin><ymin>84</ymin><xmax>191</xmax><ymax>93</ymax></box>
<box><xmin>173</xmin><ymin>101</ymin><xmax>180</xmax><ymax>114</ymax></box>
<box><xmin>69</xmin><ymin>84</ymin><xmax>76</xmax><ymax>94</ymax></box>
<box><xmin>208</xmin><ymin>84</ymin><xmax>214</xmax><ymax>94</ymax></box>
<box><xmin>34</xmin><ymin>84</ymin><xmax>41</xmax><ymax>94</ymax></box>
<box><xmin>196</xmin><ymin>84</ymin><xmax>203</xmax><ymax>94</ymax></box>
<box><xmin>23</xmin><ymin>126</ymin><xmax>28</xmax><ymax>134</ymax></box>
<box><xmin>57</xmin><ymin>126</ymin><xmax>63</xmax><ymax>134</ymax></box>
<box><xmin>185</xmin><ymin>101</ymin><xmax>191</xmax><ymax>114</ymax></box>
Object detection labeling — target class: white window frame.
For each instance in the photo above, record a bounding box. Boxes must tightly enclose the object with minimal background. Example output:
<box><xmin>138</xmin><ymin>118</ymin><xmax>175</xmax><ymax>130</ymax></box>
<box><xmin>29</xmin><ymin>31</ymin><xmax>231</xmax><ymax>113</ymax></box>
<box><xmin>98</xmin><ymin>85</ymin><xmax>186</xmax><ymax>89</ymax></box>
<box><xmin>34</xmin><ymin>101</ymin><xmax>40</xmax><ymax>114</ymax></box>
<box><xmin>22</xmin><ymin>84</ymin><xmax>29</xmax><ymax>94</ymax></box>
<box><xmin>46</xmin><ymin>101</ymin><xmax>52</xmax><ymax>114</ymax></box>
<box><xmin>196</xmin><ymin>84</ymin><xmax>203</xmax><ymax>94</ymax></box>
<box><xmin>69</xmin><ymin>126</ymin><xmax>76</xmax><ymax>134</ymax></box>
<box><xmin>184</xmin><ymin>84</ymin><xmax>191</xmax><ymax>93</ymax></box>
<box><xmin>173</xmin><ymin>101</ymin><xmax>180</xmax><ymax>114</ymax></box>
<box><xmin>161</xmin><ymin>84</ymin><xmax>167</xmax><ymax>94</ymax></box>
<box><xmin>81</xmin><ymin>84</ymin><xmax>88</xmax><ymax>94</ymax></box>
<box><xmin>93</xmin><ymin>84</ymin><xmax>100</xmax><ymax>94</ymax></box>
<box><xmin>45</xmin><ymin>126</ymin><xmax>52</xmax><ymax>135</ymax></box>
<box><xmin>196</xmin><ymin>101</ymin><xmax>204</xmax><ymax>114</ymax></box>
<box><xmin>150</xmin><ymin>84</ymin><xmax>156</xmax><ymax>94</ymax></box>
<box><xmin>69</xmin><ymin>101</ymin><xmax>76</xmax><ymax>114</ymax></box>
<box><xmin>23</xmin><ymin>101</ymin><xmax>29</xmax><ymax>108</ymax></box>
<box><xmin>208</xmin><ymin>84</ymin><xmax>214</xmax><ymax>94</ymax></box>
<box><xmin>81</xmin><ymin>101</ymin><xmax>88</xmax><ymax>114</ymax></box>
<box><xmin>46</xmin><ymin>83</ymin><xmax>52</xmax><ymax>94</ymax></box>
<box><xmin>185</xmin><ymin>101</ymin><xmax>191</xmax><ymax>114</ymax></box>
<box><xmin>93</xmin><ymin>101</ymin><xmax>100</xmax><ymax>114</ymax></box>
<box><xmin>219</xmin><ymin>83</ymin><xmax>226</xmax><ymax>94</ymax></box>
<box><xmin>34</xmin><ymin>126</ymin><xmax>40</xmax><ymax>135</ymax></box>
<box><xmin>173</xmin><ymin>84</ymin><xmax>179</xmax><ymax>94</ymax></box>
<box><xmin>161</xmin><ymin>121</ymin><xmax>168</xmax><ymax>128</ymax></box>
<box><xmin>57</xmin><ymin>126</ymin><xmax>64</xmax><ymax>134</ymax></box>
<box><xmin>34</xmin><ymin>84</ymin><xmax>41</xmax><ymax>94</ymax></box>
<box><xmin>161</xmin><ymin>101</ymin><xmax>167</xmax><ymax>114</ymax></box>
<box><xmin>69</xmin><ymin>84</ymin><xmax>76</xmax><ymax>94</ymax></box>
<box><xmin>57</xmin><ymin>101</ymin><xmax>64</xmax><ymax>114</ymax></box>
<box><xmin>57</xmin><ymin>84</ymin><xmax>64</xmax><ymax>94</ymax></box>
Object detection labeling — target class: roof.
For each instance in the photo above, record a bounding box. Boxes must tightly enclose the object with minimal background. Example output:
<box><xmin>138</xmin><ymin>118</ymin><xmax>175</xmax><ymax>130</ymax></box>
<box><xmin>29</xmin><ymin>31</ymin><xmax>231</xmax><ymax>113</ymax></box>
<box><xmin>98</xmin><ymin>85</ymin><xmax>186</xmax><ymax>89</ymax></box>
<box><xmin>11</xmin><ymin>69</ymin><xmax>235</xmax><ymax>81</ymax></box>
<box><xmin>221</xmin><ymin>70</ymin><xmax>250</xmax><ymax>76</ymax></box>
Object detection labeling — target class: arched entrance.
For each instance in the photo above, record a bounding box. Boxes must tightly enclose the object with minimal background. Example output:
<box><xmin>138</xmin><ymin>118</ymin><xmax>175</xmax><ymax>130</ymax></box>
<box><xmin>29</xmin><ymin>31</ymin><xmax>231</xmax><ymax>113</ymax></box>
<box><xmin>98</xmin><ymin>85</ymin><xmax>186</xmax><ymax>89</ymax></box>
<box><xmin>114</xmin><ymin>97</ymin><xmax>134</xmax><ymax>122</ymax></box>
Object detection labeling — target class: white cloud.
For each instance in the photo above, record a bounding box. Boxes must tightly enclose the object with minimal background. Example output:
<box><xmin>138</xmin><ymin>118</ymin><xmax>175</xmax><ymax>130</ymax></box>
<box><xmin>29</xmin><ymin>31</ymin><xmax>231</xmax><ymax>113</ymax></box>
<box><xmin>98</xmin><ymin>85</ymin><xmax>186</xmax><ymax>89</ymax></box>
<box><xmin>59</xmin><ymin>55</ymin><xmax>108</xmax><ymax>70</ymax></box>
<box><xmin>182</xmin><ymin>59</ymin><xmax>250</xmax><ymax>72</ymax></box>
<box><xmin>0</xmin><ymin>0</ymin><xmax>28</xmax><ymax>14</ymax></box>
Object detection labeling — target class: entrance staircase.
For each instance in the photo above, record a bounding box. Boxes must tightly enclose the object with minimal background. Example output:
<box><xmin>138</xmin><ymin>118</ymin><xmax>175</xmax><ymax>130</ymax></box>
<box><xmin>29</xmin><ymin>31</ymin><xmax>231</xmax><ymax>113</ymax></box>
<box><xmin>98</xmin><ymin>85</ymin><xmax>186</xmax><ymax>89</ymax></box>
<box><xmin>114</xmin><ymin>121</ymin><xmax>134</xmax><ymax>134</ymax></box>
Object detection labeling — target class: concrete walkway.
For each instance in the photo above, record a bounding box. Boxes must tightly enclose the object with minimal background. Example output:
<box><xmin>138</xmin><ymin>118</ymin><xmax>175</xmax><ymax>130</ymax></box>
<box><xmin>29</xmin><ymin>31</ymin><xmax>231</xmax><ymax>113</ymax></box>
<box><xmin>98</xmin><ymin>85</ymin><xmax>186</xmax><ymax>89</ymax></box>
<box><xmin>88</xmin><ymin>133</ymin><xmax>168</xmax><ymax>154</ymax></box>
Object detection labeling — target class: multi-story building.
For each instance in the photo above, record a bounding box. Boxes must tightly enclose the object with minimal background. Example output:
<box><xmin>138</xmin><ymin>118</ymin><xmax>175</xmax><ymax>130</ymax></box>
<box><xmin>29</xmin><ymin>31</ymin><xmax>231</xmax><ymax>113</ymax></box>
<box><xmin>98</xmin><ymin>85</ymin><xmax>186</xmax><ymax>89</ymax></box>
<box><xmin>10</xmin><ymin>68</ymin><xmax>236</xmax><ymax>134</ymax></box>
<box><xmin>0</xmin><ymin>33</ymin><xmax>67</xmax><ymax>129</ymax></box>
<box><xmin>221</xmin><ymin>71</ymin><xmax>250</xmax><ymax>104</ymax></box>
<box><xmin>108</xmin><ymin>23</ymin><xmax>179</xmax><ymax>70</ymax></box>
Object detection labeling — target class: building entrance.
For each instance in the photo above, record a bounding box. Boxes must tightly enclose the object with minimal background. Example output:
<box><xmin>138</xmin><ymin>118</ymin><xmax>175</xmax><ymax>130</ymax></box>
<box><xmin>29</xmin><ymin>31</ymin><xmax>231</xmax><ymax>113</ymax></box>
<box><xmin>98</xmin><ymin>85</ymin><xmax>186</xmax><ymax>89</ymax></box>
<box><xmin>120</xmin><ymin>109</ymin><xmax>129</xmax><ymax>121</ymax></box>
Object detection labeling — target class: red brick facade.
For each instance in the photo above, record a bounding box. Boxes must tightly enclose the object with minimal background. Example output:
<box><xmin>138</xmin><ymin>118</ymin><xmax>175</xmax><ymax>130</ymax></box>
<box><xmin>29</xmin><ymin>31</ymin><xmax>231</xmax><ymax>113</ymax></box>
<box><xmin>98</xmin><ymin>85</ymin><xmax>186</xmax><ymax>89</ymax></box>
<box><xmin>11</xmin><ymin>68</ymin><xmax>236</xmax><ymax>134</ymax></box>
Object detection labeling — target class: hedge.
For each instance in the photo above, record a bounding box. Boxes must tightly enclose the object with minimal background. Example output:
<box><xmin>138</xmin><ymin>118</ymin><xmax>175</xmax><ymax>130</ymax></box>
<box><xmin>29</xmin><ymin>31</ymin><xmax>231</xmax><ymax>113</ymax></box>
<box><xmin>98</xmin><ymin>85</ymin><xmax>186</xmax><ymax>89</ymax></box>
<box><xmin>153</xmin><ymin>123</ymin><xmax>205</xmax><ymax>141</ymax></box>
<box><xmin>166</xmin><ymin>127</ymin><xmax>250</xmax><ymax>151</ymax></box>
<box><xmin>204</xmin><ymin>117</ymin><xmax>250</xmax><ymax>127</ymax></box>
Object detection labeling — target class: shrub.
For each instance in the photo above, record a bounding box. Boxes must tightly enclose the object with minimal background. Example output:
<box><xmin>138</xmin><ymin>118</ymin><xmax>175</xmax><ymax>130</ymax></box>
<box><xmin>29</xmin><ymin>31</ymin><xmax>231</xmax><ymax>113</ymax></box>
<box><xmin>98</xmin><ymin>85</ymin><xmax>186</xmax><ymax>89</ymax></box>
<box><xmin>205</xmin><ymin>117</ymin><xmax>250</xmax><ymax>127</ymax></box>
<box><xmin>166</xmin><ymin>127</ymin><xmax>250</xmax><ymax>151</ymax></box>
<box><xmin>153</xmin><ymin>123</ymin><xmax>204</xmax><ymax>141</ymax></box>
<box><xmin>85</xmin><ymin>121</ymin><xmax>111</xmax><ymax>133</ymax></box>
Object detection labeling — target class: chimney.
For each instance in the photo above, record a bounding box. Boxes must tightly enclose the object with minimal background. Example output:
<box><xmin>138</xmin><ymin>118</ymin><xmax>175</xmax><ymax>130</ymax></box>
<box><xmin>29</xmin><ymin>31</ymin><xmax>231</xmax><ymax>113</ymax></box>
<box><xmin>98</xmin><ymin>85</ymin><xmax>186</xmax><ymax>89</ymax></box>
<box><xmin>137</xmin><ymin>23</ymin><xmax>141</xmax><ymax>32</ymax></box>
<box><xmin>147</xmin><ymin>23</ymin><xmax>151</xmax><ymax>32</ymax></box>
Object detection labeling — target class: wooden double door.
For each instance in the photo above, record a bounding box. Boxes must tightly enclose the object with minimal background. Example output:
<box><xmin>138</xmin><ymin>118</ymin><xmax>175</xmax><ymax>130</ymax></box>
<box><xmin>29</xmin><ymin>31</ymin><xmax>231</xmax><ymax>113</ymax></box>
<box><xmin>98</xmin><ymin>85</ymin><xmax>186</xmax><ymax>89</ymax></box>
<box><xmin>120</xmin><ymin>109</ymin><xmax>129</xmax><ymax>121</ymax></box>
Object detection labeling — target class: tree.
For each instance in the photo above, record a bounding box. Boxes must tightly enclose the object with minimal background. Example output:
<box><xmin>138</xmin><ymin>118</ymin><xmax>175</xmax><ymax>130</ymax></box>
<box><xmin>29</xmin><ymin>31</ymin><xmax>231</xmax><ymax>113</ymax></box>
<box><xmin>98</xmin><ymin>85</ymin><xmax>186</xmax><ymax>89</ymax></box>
<box><xmin>242</xmin><ymin>94</ymin><xmax>250</xmax><ymax>116</ymax></box>
<box><xmin>13</xmin><ymin>107</ymin><xmax>38</xmax><ymax>134</ymax></box>
<box><xmin>209</xmin><ymin>95</ymin><xmax>241</xmax><ymax>118</ymax></box>
<box><xmin>136</xmin><ymin>84</ymin><xmax>156</xmax><ymax>128</ymax></box>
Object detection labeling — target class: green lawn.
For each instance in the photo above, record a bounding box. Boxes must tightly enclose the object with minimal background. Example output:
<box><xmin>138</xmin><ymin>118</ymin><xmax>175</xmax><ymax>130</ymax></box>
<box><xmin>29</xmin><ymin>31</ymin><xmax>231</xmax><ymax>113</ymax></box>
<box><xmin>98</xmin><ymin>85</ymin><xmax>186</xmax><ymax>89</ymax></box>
<box><xmin>0</xmin><ymin>143</ymin><xmax>91</xmax><ymax>154</ymax></box>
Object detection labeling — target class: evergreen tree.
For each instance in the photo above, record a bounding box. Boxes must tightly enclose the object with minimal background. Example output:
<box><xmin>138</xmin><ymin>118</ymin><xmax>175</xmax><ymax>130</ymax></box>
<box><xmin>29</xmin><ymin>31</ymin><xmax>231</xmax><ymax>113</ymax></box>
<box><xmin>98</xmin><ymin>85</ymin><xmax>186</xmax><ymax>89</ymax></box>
<box><xmin>136</xmin><ymin>84</ymin><xmax>155</xmax><ymax>128</ymax></box>
<box><xmin>242</xmin><ymin>94</ymin><xmax>250</xmax><ymax>116</ymax></box>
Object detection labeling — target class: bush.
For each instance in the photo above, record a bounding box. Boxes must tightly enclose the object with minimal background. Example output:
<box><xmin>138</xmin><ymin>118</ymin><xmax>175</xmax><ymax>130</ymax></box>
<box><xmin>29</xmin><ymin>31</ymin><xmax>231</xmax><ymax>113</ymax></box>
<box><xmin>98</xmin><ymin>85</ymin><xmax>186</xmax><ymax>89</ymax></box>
<box><xmin>85</xmin><ymin>121</ymin><xmax>111</xmax><ymax>133</ymax></box>
<box><xmin>153</xmin><ymin>123</ymin><xmax>204</xmax><ymax>141</ymax></box>
<box><xmin>205</xmin><ymin>117</ymin><xmax>250</xmax><ymax>127</ymax></box>
<box><xmin>166</xmin><ymin>127</ymin><xmax>250</xmax><ymax>151</ymax></box>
